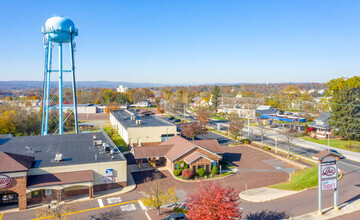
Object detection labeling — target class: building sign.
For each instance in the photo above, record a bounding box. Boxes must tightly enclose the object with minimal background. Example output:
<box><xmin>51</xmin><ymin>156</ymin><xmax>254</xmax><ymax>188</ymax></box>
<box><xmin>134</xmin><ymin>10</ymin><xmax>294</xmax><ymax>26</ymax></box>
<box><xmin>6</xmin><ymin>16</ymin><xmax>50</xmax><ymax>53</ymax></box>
<box><xmin>105</xmin><ymin>169</ymin><xmax>113</xmax><ymax>177</ymax></box>
<box><xmin>322</xmin><ymin>179</ymin><xmax>337</xmax><ymax>191</ymax></box>
<box><xmin>0</xmin><ymin>175</ymin><xmax>12</xmax><ymax>189</ymax></box>
<box><xmin>321</xmin><ymin>164</ymin><xmax>337</xmax><ymax>179</ymax></box>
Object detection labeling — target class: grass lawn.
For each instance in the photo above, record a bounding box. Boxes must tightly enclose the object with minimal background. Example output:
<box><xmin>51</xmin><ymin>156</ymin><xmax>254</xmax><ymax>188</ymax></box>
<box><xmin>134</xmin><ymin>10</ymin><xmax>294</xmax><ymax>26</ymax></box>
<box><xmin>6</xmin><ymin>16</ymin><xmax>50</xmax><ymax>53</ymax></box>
<box><xmin>301</xmin><ymin>136</ymin><xmax>360</xmax><ymax>152</ymax></box>
<box><xmin>103</xmin><ymin>126</ymin><xmax>129</xmax><ymax>152</ymax></box>
<box><xmin>268</xmin><ymin>166</ymin><xmax>318</xmax><ymax>191</ymax></box>
<box><xmin>211</xmin><ymin>116</ymin><xmax>229</xmax><ymax>121</ymax></box>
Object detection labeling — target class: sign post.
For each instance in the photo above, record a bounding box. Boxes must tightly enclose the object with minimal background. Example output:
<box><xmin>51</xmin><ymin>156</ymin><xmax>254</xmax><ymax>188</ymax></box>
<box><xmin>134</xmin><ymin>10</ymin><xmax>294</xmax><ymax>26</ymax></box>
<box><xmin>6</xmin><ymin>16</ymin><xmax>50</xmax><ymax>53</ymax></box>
<box><xmin>313</xmin><ymin>150</ymin><xmax>340</xmax><ymax>216</ymax></box>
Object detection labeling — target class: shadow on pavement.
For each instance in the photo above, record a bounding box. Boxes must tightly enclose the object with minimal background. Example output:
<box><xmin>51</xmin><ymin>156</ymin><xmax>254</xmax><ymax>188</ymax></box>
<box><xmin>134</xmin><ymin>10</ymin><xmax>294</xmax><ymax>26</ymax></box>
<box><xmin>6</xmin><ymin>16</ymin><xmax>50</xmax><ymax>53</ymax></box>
<box><xmin>245</xmin><ymin>210</ymin><xmax>288</xmax><ymax>220</ymax></box>
<box><xmin>90</xmin><ymin>209</ymin><xmax>124</xmax><ymax>220</ymax></box>
<box><xmin>132</xmin><ymin>170</ymin><xmax>167</xmax><ymax>185</ymax></box>
<box><xmin>224</xmin><ymin>153</ymin><xmax>242</xmax><ymax>162</ymax></box>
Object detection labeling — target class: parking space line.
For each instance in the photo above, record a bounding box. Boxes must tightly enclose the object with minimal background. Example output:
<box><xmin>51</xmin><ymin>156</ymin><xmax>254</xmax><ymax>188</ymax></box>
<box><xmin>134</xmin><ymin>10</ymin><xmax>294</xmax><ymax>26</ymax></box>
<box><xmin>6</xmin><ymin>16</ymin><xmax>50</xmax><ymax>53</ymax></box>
<box><xmin>138</xmin><ymin>200</ymin><xmax>147</xmax><ymax>210</ymax></box>
<box><xmin>0</xmin><ymin>213</ymin><xmax>3</xmax><ymax>220</ymax></box>
<box><xmin>97</xmin><ymin>198</ymin><xmax>104</xmax><ymax>207</ymax></box>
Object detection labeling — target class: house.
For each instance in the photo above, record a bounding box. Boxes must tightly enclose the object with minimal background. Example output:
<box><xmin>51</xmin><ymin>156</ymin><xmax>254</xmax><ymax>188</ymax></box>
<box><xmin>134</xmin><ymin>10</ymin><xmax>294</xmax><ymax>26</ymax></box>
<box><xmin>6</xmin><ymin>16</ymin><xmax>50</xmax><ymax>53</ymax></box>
<box><xmin>110</xmin><ymin>109</ymin><xmax>177</xmax><ymax>146</ymax></box>
<box><xmin>133</xmin><ymin>135</ymin><xmax>223</xmax><ymax>174</ymax></box>
<box><xmin>255</xmin><ymin>105</ymin><xmax>277</xmax><ymax>116</ymax></box>
<box><xmin>309</xmin><ymin>112</ymin><xmax>331</xmax><ymax>139</ymax></box>
<box><xmin>0</xmin><ymin>132</ymin><xmax>127</xmax><ymax>210</ymax></box>
<box><xmin>191</xmin><ymin>98</ymin><xmax>209</xmax><ymax>109</ymax></box>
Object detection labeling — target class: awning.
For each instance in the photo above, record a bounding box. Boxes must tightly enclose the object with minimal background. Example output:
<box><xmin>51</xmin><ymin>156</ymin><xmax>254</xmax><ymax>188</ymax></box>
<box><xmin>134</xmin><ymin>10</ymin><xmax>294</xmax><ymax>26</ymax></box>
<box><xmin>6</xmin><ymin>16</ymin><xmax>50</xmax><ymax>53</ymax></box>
<box><xmin>27</xmin><ymin>170</ymin><xmax>93</xmax><ymax>190</ymax></box>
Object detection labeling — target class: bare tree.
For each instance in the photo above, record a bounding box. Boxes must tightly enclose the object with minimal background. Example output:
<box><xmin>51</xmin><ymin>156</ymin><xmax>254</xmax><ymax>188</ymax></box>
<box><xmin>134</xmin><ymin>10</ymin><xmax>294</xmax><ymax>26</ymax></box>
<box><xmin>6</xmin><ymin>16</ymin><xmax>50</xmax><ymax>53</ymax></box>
<box><xmin>278</xmin><ymin>129</ymin><xmax>298</xmax><ymax>157</ymax></box>
<box><xmin>256</xmin><ymin>121</ymin><xmax>267</xmax><ymax>147</ymax></box>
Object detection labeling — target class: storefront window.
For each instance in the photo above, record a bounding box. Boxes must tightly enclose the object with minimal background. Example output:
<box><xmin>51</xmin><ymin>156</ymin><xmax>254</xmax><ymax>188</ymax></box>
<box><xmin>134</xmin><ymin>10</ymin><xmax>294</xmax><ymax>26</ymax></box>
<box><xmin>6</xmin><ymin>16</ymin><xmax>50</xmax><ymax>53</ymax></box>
<box><xmin>32</xmin><ymin>190</ymin><xmax>41</xmax><ymax>198</ymax></box>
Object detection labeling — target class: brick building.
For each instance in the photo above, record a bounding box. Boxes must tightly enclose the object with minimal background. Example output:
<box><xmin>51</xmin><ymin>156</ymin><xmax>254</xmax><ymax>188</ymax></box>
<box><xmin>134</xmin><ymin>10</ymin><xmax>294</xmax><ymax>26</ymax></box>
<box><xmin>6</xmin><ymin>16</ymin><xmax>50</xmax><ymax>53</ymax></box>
<box><xmin>133</xmin><ymin>136</ymin><xmax>223</xmax><ymax>173</ymax></box>
<box><xmin>0</xmin><ymin>132</ymin><xmax>127</xmax><ymax>210</ymax></box>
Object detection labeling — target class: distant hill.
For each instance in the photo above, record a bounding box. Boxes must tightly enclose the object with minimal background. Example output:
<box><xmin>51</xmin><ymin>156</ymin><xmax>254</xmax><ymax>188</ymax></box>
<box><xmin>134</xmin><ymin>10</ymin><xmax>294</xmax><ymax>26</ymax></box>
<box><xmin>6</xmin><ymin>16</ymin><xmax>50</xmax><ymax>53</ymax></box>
<box><xmin>0</xmin><ymin>81</ymin><xmax>173</xmax><ymax>90</ymax></box>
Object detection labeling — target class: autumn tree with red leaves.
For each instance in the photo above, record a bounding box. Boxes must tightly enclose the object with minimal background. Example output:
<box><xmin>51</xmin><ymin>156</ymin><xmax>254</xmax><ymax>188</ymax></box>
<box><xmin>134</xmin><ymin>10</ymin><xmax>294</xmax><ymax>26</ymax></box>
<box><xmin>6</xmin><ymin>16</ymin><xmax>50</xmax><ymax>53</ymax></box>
<box><xmin>186</xmin><ymin>181</ymin><xmax>242</xmax><ymax>220</ymax></box>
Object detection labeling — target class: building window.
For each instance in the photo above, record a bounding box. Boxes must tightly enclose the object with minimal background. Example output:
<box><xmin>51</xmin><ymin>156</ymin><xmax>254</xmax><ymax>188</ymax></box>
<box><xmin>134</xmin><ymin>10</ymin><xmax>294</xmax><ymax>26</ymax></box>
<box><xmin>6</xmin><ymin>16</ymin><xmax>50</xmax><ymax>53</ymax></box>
<box><xmin>161</xmin><ymin>134</ymin><xmax>174</xmax><ymax>142</ymax></box>
<box><xmin>198</xmin><ymin>165</ymin><xmax>204</xmax><ymax>170</ymax></box>
<box><xmin>31</xmin><ymin>191</ymin><xmax>41</xmax><ymax>198</ymax></box>
<box><xmin>45</xmin><ymin>189</ymin><xmax>52</xmax><ymax>196</ymax></box>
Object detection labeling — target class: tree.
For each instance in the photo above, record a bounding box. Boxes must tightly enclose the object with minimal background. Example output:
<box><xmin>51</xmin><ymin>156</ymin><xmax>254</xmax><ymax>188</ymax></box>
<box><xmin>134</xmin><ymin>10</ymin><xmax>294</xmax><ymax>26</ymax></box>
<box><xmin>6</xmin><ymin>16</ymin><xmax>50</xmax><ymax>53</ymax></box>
<box><xmin>141</xmin><ymin>173</ymin><xmax>178</xmax><ymax>215</ymax></box>
<box><xmin>211</xmin><ymin>86</ymin><xmax>221</xmax><ymax>111</ymax></box>
<box><xmin>256</xmin><ymin>121</ymin><xmax>267</xmax><ymax>147</ymax></box>
<box><xmin>181</xmin><ymin>123</ymin><xmax>204</xmax><ymax>140</ymax></box>
<box><xmin>279</xmin><ymin>129</ymin><xmax>298</xmax><ymax>157</ymax></box>
<box><xmin>196</xmin><ymin>107</ymin><xmax>210</xmax><ymax>129</ymax></box>
<box><xmin>229</xmin><ymin>118</ymin><xmax>244</xmax><ymax>142</ymax></box>
<box><xmin>327</xmin><ymin>76</ymin><xmax>360</xmax><ymax>140</ymax></box>
<box><xmin>186</xmin><ymin>181</ymin><xmax>242</xmax><ymax>220</ymax></box>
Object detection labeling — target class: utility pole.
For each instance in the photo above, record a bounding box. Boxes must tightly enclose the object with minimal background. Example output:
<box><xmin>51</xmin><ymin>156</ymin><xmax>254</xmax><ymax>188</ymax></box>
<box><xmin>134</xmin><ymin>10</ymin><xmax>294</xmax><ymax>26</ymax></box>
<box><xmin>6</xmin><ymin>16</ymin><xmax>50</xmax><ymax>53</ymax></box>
<box><xmin>248</xmin><ymin>104</ymin><xmax>250</xmax><ymax>138</ymax></box>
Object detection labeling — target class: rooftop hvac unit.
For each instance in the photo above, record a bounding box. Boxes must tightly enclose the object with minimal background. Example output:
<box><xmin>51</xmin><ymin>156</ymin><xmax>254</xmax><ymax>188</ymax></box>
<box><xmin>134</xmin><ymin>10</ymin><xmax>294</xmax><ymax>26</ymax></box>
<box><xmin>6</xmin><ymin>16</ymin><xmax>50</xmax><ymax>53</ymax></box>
<box><xmin>123</xmin><ymin>116</ymin><xmax>128</xmax><ymax>120</ymax></box>
<box><xmin>54</xmin><ymin>153</ymin><xmax>63</xmax><ymax>162</ymax></box>
<box><xmin>136</xmin><ymin>120</ymin><xmax>143</xmax><ymax>125</ymax></box>
<box><xmin>93</xmin><ymin>135</ymin><xmax>97</xmax><ymax>140</ymax></box>
<box><xmin>131</xmin><ymin>116</ymin><xmax>136</xmax><ymax>121</ymax></box>
<box><xmin>94</xmin><ymin>139</ymin><xmax>102</xmax><ymax>146</ymax></box>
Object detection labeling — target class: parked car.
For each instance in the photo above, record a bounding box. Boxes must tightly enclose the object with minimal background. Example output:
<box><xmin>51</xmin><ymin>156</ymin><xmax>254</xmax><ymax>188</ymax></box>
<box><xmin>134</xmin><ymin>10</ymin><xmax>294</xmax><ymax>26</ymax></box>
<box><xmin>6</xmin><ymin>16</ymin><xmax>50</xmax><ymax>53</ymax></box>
<box><xmin>163</xmin><ymin>213</ymin><xmax>186</xmax><ymax>220</ymax></box>
<box><xmin>174</xmin><ymin>119</ymin><xmax>181</xmax><ymax>123</ymax></box>
<box><xmin>327</xmin><ymin>149</ymin><xmax>346</xmax><ymax>159</ymax></box>
<box><xmin>168</xmin><ymin>116</ymin><xmax>175</xmax><ymax>120</ymax></box>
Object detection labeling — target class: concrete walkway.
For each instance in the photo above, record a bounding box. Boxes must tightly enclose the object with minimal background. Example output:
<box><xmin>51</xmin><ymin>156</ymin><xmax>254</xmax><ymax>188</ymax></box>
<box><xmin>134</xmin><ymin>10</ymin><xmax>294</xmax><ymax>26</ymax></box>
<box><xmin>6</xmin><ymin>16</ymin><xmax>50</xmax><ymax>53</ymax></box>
<box><xmin>295</xmin><ymin>198</ymin><xmax>360</xmax><ymax>219</ymax></box>
<box><xmin>239</xmin><ymin>187</ymin><xmax>298</xmax><ymax>202</ymax></box>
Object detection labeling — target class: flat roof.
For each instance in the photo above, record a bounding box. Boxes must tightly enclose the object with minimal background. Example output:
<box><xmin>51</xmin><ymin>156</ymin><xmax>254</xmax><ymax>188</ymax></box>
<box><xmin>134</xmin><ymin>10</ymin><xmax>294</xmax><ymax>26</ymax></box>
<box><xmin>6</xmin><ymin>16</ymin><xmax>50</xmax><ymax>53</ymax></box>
<box><xmin>0</xmin><ymin>132</ymin><xmax>125</xmax><ymax>169</ymax></box>
<box><xmin>111</xmin><ymin>110</ymin><xmax>175</xmax><ymax>129</ymax></box>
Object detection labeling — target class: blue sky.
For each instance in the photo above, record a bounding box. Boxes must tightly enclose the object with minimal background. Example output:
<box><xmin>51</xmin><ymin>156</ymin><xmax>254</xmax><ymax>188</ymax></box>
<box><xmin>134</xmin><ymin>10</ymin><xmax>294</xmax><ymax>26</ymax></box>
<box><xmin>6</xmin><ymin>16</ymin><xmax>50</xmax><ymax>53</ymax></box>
<box><xmin>0</xmin><ymin>0</ymin><xmax>359</xmax><ymax>84</ymax></box>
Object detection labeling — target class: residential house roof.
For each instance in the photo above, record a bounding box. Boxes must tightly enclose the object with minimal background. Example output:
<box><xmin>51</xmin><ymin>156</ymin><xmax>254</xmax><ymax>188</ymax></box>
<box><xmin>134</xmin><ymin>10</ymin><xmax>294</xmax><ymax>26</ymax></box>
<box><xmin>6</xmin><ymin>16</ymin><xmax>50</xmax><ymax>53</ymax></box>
<box><xmin>310</xmin><ymin>112</ymin><xmax>331</xmax><ymax>130</ymax></box>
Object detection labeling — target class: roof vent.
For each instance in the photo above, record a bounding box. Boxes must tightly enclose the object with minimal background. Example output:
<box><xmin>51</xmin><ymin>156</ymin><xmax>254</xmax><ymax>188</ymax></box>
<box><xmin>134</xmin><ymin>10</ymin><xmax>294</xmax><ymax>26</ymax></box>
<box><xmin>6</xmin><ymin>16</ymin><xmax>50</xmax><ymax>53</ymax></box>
<box><xmin>54</xmin><ymin>153</ymin><xmax>63</xmax><ymax>162</ymax></box>
<box><xmin>131</xmin><ymin>116</ymin><xmax>136</xmax><ymax>121</ymax></box>
<box><xmin>136</xmin><ymin>120</ymin><xmax>143</xmax><ymax>125</ymax></box>
<box><xmin>25</xmin><ymin>146</ymin><xmax>34</xmax><ymax>154</ymax></box>
<box><xmin>95</xmin><ymin>154</ymin><xmax>98</xmax><ymax>160</ymax></box>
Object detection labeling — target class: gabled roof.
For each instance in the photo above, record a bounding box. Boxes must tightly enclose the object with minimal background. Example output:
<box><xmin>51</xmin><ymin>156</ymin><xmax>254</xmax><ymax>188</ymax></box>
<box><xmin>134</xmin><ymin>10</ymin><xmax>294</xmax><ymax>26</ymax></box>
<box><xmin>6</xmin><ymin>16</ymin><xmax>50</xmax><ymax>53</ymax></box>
<box><xmin>0</xmin><ymin>152</ymin><xmax>35</xmax><ymax>173</ymax></box>
<box><xmin>312</xmin><ymin>150</ymin><xmax>339</xmax><ymax>161</ymax></box>
<box><xmin>310</xmin><ymin>112</ymin><xmax>331</xmax><ymax>129</ymax></box>
<box><xmin>191</xmin><ymin>139</ymin><xmax>224</xmax><ymax>154</ymax></box>
<box><xmin>133</xmin><ymin>136</ymin><xmax>222</xmax><ymax>162</ymax></box>
<box><xmin>133</xmin><ymin>145</ymin><xmax>173</xmax><ymax>159</ymax></box>
<box><xmin>184</xmin><ymin>152</ymin><xmax>214</xmax><ymax>164</ymax></box>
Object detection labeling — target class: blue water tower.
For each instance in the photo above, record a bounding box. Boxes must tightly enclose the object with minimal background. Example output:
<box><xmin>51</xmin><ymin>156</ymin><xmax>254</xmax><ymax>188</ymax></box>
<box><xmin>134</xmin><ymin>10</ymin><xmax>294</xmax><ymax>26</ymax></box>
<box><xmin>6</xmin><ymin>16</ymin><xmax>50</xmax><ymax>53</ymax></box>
<box><xmin>41</xmin><ymin>16</ymin><xmax>79</xmax><ymax>135</ymax></box>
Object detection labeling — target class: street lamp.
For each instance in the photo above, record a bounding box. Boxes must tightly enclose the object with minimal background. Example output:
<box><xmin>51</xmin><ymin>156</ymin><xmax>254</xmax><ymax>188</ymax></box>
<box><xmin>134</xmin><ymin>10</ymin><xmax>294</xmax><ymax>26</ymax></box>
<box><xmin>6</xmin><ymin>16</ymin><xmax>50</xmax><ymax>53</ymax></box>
<box><xmin>326</xmin><ymin>131</ymin><xmax>331</xmax><ymax>147</ymax></box>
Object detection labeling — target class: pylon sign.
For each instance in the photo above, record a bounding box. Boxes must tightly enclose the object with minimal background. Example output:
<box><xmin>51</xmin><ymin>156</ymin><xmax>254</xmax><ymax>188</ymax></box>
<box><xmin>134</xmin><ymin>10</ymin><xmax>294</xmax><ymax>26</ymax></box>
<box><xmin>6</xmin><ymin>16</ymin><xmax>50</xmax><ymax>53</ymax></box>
<box><xmin>312</xmin><ymin>150</ymin><xmax>340</xmax><ymax>216</ymax></box>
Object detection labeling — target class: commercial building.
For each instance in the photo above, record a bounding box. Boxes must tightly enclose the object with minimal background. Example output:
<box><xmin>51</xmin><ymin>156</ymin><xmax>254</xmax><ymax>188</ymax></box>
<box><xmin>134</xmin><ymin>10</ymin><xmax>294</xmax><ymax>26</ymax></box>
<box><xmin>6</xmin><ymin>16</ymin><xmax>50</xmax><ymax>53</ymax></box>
<box><xmin>0</xmin><ymin>132</ymin><xmax>127</xmax><ymax>210</ymax></box>
<box><xmin>133</xmin><ymin>135</ymin><xmax>224</xmax><ymax>173</ymax></box>
<box><xmin>110</xmin><ymin>109</ymin><xmax>177</xmax><ymax>146</ymax></box>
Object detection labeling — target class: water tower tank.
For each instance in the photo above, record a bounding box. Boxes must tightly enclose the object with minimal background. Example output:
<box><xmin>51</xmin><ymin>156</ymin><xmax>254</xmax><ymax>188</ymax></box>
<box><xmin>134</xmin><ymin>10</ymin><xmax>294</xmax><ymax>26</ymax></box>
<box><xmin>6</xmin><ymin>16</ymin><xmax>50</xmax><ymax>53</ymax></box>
<box><xmin>44</xmin><ymin>16</ymin><xmax>78</xmax><ymax>43</ymax></box>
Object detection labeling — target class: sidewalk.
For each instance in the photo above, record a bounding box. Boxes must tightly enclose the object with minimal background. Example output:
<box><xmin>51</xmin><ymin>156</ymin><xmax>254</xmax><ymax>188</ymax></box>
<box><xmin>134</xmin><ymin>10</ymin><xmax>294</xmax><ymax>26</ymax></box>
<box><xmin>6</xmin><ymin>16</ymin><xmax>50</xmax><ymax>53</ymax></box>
<box><xmin>239</xmin><ymin>187</ymin><xmax>298</xmax><ymax>202</ymax></box>
<box><xmin>295</xmin><ymin>198</ymin><xmax>360</xmax><ymax>219</ymax></box>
